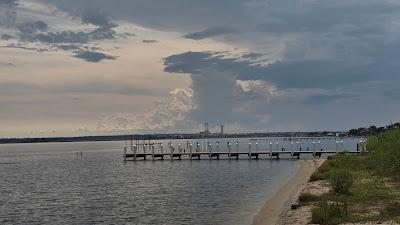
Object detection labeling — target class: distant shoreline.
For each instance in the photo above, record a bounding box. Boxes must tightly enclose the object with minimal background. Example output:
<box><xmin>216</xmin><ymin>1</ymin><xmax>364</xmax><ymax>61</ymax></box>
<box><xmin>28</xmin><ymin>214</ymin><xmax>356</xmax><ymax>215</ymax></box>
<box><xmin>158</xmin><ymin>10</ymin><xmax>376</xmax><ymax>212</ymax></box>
<box><xmin>0</xmin><ymin>132</ymin><xmax>356</xmax><ymax>144</ymax></box>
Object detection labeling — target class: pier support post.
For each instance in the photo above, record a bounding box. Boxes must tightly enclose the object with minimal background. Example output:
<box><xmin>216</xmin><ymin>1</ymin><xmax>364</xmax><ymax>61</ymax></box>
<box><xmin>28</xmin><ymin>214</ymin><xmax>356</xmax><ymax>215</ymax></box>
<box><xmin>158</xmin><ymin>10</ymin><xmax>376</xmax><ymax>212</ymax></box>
<box><xmin>236</xmin><ymin>142</ymin><xmax>239</xmax><ymax>157</ymax></box>
<box><xmin>291</xmin><ymin>142</ymin><xmax>294</xmax><ymax>158</ymax></box>
<box><xmin>248</xmin><ymin>142</ymin><xmax>252</xmax><ymax>159</ymax></box>
<box><xmin>209</xmin><ymin>143</ymin><xmax>212</xmax><ymax>159</ymax></box>
<box><xmin>189</xmin><ymin>144</ymin><xmax>193</xmax><ymax>160</ymax></box>
<box><xmin>143</xmin><ymin>144</ymin><xmax>147</xmax><ymax>160</ymax></box>
<box><xmin>134</xmin><ymin>145</ymin><xmax>137</xmax><ymax>160</ymax></box>
<box><xmin>123</xmin><ymin>145</ymin><xmax>127</xmax><ymax>161</ymax></box>
<box><xmin>152</xmin><ymin>145</ymin><xmax>155</xmax><ymax>160</ymax></box>
<box><xmin>269</xmin><ymin>142</ymin><xmax>272</xmax><ymax>159</ymax></box>
<box><xmin>312</xmin><ymin>141</ymin><xmax>316</xmax><ymax>158</ymax></box>
<box><xmin>340</xmin><ymin>140</ymin><xmax>344</xmax><ymax>153</ymax></box>
<box><xmin>335</xmin><ymin>141</ymin><xmax>339</xmax><ymax>154</ymax></box>
<box><xmin>170</xmin><ymin>144</ymin><xmax>174</xmax><ymax>160</ymax></box>
<box><xmin>228</xmin><ymin>142</ymin><xmax>232</xmax><ymax>159</ymax></box>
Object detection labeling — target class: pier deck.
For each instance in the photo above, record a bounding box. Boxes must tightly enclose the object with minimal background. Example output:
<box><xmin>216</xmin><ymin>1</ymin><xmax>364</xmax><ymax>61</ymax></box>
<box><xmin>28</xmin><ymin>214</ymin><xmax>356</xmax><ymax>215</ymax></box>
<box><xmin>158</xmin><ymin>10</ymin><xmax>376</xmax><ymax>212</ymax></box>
<box><xmin>123</xmin><ymin>151</ymin><xmax>360</xmax><ymax>161</ymax></box>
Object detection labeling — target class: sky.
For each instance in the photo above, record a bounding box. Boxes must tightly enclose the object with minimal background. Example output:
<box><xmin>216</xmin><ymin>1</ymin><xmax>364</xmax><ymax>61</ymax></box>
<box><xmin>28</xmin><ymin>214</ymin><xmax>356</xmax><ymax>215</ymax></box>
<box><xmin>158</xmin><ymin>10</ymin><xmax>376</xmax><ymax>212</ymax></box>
<box><xmin>1</xmin><ymin>0</ymin><xmax>400</xmax><ymax>137</ymax></box>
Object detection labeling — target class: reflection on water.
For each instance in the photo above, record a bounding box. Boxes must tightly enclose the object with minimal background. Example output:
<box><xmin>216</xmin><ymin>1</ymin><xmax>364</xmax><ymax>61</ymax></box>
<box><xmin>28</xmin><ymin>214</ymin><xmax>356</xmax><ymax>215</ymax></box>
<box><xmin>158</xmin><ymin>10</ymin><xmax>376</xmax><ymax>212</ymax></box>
<box><xmin>0</xmin><ymin>138</ymin><xmax>359</xmax><ymax>224</ymax></box>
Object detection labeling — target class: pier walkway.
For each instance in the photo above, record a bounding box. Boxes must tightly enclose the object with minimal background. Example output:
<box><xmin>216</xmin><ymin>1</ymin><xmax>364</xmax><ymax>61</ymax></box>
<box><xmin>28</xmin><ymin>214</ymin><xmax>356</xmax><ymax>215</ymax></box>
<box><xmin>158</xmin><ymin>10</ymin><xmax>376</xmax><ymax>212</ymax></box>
<box><xmin>123</xmin><ymin>139</ymin><xmax>365</xmax><ymax>161</ymax></box>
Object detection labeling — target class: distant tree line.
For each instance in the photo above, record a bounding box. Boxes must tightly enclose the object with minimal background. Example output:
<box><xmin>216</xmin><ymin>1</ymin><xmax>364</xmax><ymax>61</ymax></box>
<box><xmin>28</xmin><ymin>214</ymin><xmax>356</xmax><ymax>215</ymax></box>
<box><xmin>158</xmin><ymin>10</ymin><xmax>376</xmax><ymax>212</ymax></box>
<box><xmin>349</xmin><ymin>122</ymin><xmax>400</xmax><ymax>136</ymax></box>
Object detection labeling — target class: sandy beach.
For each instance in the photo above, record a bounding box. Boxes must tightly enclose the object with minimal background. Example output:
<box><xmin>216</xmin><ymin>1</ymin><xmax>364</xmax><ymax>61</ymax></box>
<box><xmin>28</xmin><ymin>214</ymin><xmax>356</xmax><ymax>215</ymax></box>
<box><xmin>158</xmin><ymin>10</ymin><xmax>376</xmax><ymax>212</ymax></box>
<box><xmin>252</xmin><ymin>159</ymin><xmax>326</xmax><ymax>225</ymax></box>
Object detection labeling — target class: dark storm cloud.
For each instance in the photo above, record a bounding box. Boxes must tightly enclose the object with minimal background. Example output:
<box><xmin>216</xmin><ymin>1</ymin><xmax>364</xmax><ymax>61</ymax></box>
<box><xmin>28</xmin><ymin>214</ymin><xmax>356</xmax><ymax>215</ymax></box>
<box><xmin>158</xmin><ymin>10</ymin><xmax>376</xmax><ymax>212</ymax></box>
<box><xmin>0</xmin><ymin>0</ymin><xmax>17</xmax><ymax>28</ymax></box>
<box><xmin>0</xmin><ymin>0</ymin><xmax>18</xmax><ymax>6</ymax></box>
<box><xmin>37</xmin><ymin>0</ymin><xmax>249</xmax><ymax>31</ymax></box>
<box><xmin>80</xmin><ymin>8</ymin><xmax>112</xmax><ymax>26</ymax></box>
<box><xmin>17</xmin><ymin>21</ymin><xmax>48</xmax><ymax>34</ymax></box>
<box><xmin>0</xmin><ymin>3</ymin><xmax>119</xmax><ymax>62</ymax></box>
<box><xmin>183</xmin><ymin>27</ymin><xmax>237</xmax><ymax>40</ymax></box>
<box><xmin>256</xmin><ymin>2</ymin><xmax>400</xmax><ymax>34</ymax></box>
<box><xmin>73</xmin><ymin>51</ymin><xmax>116</xmax><ymax>62</ymax></box>
<box><xmin>33</xmin><ymin>25</ymin><xmax>116</xmax><ymax>44</ymax></box>
<box><xmin>1</xmin><ymin>34</ymin><xmax>13</xmax><ymax>40</ymax></box>
<box><xmin>164</xmin><ymin>51</ymin><xmax>392</xmax><ymax>89</ymax></box>
<box><xmin>142</xmin><ymin>40</ymin><xmax>158</xmax><ymax>43</ymax></box>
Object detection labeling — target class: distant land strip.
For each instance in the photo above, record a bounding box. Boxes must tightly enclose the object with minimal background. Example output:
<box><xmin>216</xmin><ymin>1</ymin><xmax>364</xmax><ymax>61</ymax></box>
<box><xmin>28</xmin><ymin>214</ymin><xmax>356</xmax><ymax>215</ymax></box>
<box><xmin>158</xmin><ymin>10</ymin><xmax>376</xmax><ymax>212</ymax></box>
<box><xmin>0</xmin><ymin>131</ymin><xmax>351</xmax><ymax>144</ymax></box>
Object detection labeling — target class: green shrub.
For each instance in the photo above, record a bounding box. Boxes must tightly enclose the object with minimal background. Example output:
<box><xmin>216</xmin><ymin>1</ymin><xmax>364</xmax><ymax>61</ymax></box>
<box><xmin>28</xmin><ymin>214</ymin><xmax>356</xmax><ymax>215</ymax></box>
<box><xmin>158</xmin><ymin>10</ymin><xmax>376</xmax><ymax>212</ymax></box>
<box><xmin>310</xmin><ymin>171</ymin><xmax>325</xmax><ymax>181</ymax></box>
<box><xmin>380</xmin><ymin>201</ymin><xmax>400</xmax><ymax>218</ymax></box>
<box><xmin>298</xmin><ymin>193</ymin><xmax>321</xmax><ymax>205</ymax></box>
<box><xmin>312</xmin><ymin>200</ymin><xmax>347</xmax><ymax>225</ymax></box>
<box><xmin>310</xmin><ymin>160</ymin><xmax>331</xmax><ymax>181</ymax></box>
<box><xmin>367</xmin><ymin>129</ymin><xmax>400</xmax><ymax>179</ymax></box>
<box><xmin>329</xmin><ymin>169</ymin><xmax>353</xmax><ymax>195</ymax></box>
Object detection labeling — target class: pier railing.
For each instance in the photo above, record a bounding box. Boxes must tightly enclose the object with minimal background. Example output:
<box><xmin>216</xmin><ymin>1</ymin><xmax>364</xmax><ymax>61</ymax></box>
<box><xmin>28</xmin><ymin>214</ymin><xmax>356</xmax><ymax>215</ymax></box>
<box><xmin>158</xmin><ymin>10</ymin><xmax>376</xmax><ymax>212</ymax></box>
<box><xmin>123</xmin><ymin>138</ymin><xmax>366</xmax><ymax>161</ymax></box>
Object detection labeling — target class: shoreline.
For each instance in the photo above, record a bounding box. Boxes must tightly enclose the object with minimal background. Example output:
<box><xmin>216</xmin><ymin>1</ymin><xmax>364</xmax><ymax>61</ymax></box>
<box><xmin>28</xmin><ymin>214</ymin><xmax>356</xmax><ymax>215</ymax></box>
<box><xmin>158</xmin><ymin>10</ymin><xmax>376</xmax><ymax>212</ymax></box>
<box><xmin>251</xmin><ymin>159</ymin><xmax>326</xmax><ymax>225</ymax></box>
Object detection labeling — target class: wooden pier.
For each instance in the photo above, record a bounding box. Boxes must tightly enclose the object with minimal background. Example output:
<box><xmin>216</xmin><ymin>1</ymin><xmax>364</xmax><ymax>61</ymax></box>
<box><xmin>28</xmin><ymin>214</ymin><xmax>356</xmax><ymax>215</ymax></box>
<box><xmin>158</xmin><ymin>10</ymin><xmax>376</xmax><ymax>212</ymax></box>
<box><xmin>124</xmin><ymin>151</ymin><xmax>360</xmax><ymax>161</ymax></box>
<box><xmin>122</xmin><ymin>138</ymin><xmax>366</xmax><ymax>161</ymax></box>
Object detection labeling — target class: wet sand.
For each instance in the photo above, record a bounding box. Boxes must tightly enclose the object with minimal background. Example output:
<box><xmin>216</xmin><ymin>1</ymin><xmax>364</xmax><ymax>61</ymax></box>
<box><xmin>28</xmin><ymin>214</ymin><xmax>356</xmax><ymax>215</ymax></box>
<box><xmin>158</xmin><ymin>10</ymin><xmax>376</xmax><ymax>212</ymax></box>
<box><xmin>251</xmin><ymin>159</ymin><xmax>326</xmax><ymax>225</ymax></box>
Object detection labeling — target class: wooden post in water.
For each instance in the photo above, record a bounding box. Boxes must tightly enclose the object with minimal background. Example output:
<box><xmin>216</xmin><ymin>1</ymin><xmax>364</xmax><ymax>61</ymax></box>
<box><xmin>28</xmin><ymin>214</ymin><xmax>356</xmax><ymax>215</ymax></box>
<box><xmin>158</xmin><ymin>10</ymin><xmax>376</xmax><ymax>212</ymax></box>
<box><xmin>336</xmin><ymin>141</ymin><xmax>339</xmax><ymax>154</ymax></box>
<box><xmin>248</xmin><ymin>142</ymin><xmax>252</xmax><ymax>159</ymax></box>
<box><xmin>209</xmin><ymin>143</ymin><xmax>212</xmax><ymax>159</ymax></box>
<box><xmin>291</xmin><ymin>141</ymin><xmax>294</xmax><ymax>158</ymax></box>
<box><xmin>228</xmin><ymin>142</ymin><xmax>232</xmax><ymax>159</ymax></box>
<box><xmin>189</xmin><ymin>143</ymin><xmax>193</xmax><ymax>159</ymax></box>
<box><xmin>170</xmin><ymin>144</ymin><xmax>174</xmax><ymax>160</ymax></box>
<box><xmin>143</xmin><ymin>144</ymin><xmax>147</xmax><ymax>160</ymax></box>
<box><xmin>312</xmin><ymin>141</ymin><xmax>316</xmax><ymax>158</ymax></box>
<box><xmin>123</xmin><ymin>145</ymin><xmax>127</xmax><ymax>161</ymax></box>
<box><xmin>236</xmin><ymin>141</ymin><xmax>239</xmax><ymax>154</ymax></box>
<box><xmin>269</xmin><ymin>142</ymin><xmax>273</xmax><ymax>159</ymax></box>
<box><xmin>133</xmin><ymin>144</ymin><xmax>137</xmax><ymax>160</ymax></box>
<box><xmin>340</xmin><ymin>140</ymin><xmax>344</xmax><ymax>152</ymax></box>
<box><xmin>130</xmin><ymin>138</ymin><xmax>133</xmax><ymax>153</ymax></box>
<box><xmin>152</xmin><ymin>144</ymin><xmax>155</xmax><ymax>160</ymax></box>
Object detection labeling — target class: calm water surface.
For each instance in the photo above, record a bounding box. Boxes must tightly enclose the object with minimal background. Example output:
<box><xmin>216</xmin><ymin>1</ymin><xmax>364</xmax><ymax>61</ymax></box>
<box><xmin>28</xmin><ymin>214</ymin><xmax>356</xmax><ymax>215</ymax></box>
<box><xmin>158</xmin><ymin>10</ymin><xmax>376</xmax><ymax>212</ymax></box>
<box><xmin>0</xmin><ymin>138</ymin><xmax>358</xmax><ymax>224</ymax></box>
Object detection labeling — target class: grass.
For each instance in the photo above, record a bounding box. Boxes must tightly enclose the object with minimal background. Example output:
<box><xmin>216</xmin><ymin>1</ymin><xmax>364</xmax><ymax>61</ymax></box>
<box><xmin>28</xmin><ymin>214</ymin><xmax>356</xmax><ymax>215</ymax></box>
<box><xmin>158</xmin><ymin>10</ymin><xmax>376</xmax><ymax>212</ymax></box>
<box><xmin>298</xmin><ymin>193</ymin><xmax>322</xmax><ymax>206</ymax></box>
<box><xmin>306</xmin><ymin>129</ymin><xmax>400</xmax><ymax>224</ymax></box>
<box><xmin>311</xmin><ymin>200</ymin><xmax>347</xmax><ymax>225</ymax></box>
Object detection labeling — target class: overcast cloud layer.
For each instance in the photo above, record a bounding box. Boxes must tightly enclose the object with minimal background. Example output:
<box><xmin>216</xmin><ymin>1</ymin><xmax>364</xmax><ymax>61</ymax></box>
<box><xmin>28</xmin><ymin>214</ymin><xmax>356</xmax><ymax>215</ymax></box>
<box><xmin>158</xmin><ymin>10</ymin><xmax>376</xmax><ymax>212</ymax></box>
<box><xmin>0</xmin><ymin>0</ymin><xmax>399</xmax><ymax>137</ymax></box>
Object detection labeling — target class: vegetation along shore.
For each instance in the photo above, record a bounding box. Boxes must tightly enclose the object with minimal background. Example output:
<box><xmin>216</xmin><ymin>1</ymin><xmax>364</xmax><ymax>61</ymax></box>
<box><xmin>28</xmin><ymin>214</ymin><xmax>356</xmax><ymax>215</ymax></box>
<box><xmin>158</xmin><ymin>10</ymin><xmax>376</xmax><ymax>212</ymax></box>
<box><xmin>282</xmin><ymin>128</ymin><xmax>400</xmax><ymax>225</ymax></box>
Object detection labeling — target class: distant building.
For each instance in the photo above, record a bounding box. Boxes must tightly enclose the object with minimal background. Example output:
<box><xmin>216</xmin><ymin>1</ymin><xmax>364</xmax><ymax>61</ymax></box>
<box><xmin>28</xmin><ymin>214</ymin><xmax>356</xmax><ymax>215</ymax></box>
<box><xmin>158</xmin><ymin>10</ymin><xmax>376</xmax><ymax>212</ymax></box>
<box><xmin>199</xmin><ymin>122</ymin><xmax>210</xmax><ymax>135</ymax></box>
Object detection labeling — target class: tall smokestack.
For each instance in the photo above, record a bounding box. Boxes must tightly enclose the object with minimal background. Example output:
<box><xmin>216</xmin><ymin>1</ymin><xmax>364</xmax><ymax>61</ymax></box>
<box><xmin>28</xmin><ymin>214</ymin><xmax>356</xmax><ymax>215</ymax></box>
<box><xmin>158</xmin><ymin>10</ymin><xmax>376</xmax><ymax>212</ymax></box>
<box><xmin>221</xmin><ymin>125</ymin><xmax>224</xmax><ymax>135</ymax></box>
